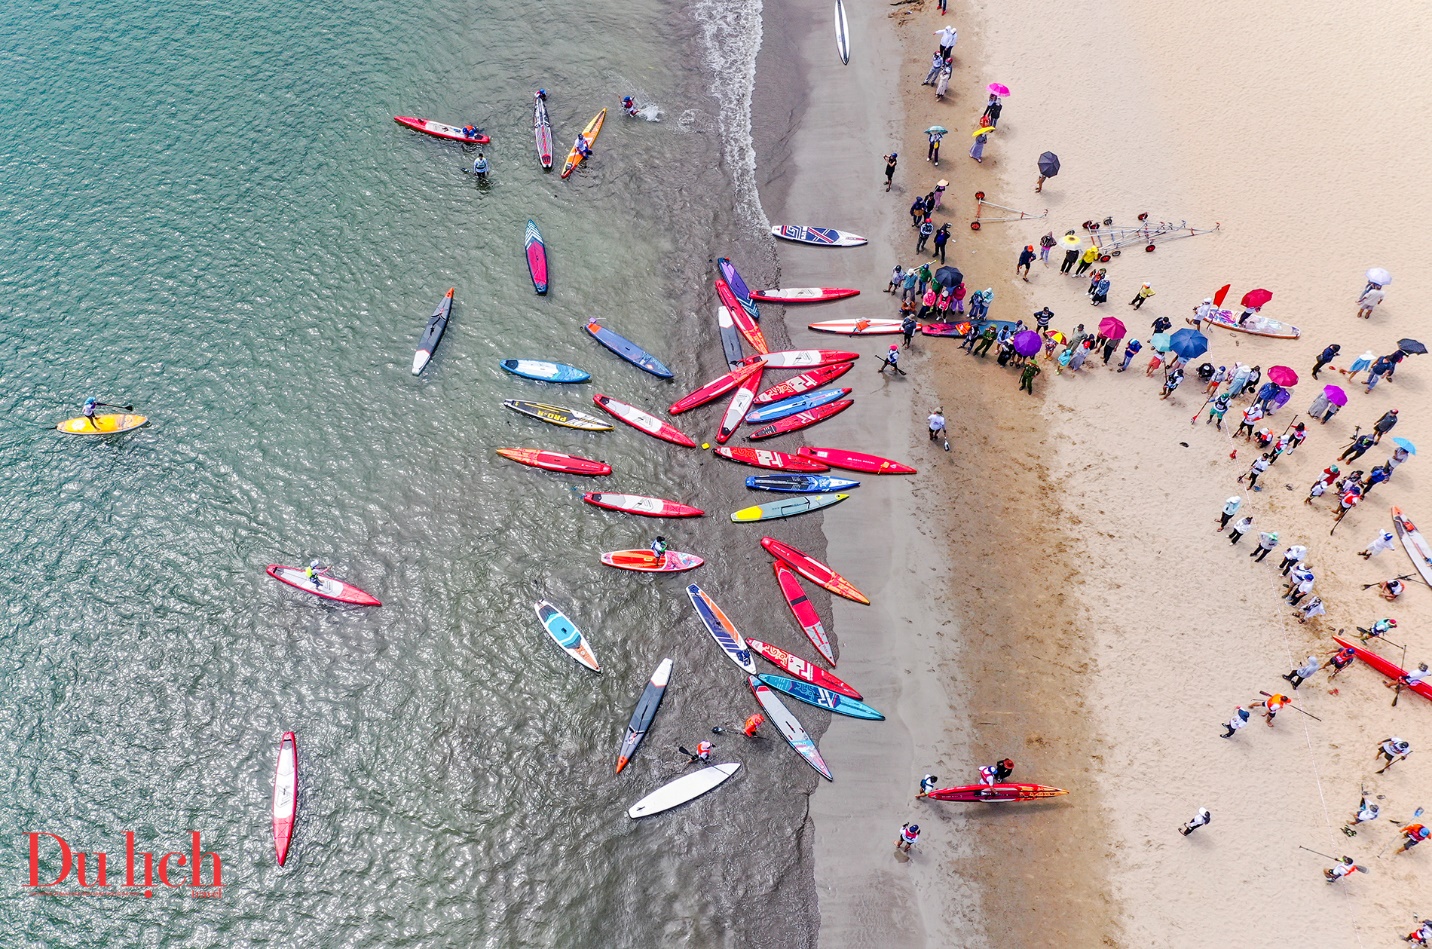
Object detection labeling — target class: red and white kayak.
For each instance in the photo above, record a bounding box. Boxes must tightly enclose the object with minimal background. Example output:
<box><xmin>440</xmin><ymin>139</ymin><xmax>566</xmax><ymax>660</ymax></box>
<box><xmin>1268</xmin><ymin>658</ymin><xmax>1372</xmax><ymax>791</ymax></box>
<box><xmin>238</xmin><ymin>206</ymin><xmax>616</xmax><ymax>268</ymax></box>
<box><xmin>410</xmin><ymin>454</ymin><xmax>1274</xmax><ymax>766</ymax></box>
<box><xmin>799</xmin><ymin>446</ymin><xmax>917</xmax><ymax>475</ymax></box>
<box><xmin>747</xmin><ymin>400</ymin><xmax>852</xmax><ymax>440</ymax></box>
<box><xmin>670</xmin><ymin>360</ymin><xmax>765</xmax><ymax>415</ymax></box>
<box><xmin>716</xmin><ymin>369</ymin><xmax>765</xmax><ymax>444</ymax></box>
<box><xmin>266</xmin><ymin>565</ymin><xmax>381</xmax><ymax>606</ymax></box>
<box><xmin>749</xmin><ymin>287</ymin><xmax>860</xmax><ymax>303</ymax></box>
<box><xmin>921</xmin><ymin>783</ymin><xmax>1069</xmax><ymax>803</ymax></box>
<box><xmin>808</xmin><ymin>319</ymin><xmax>903</xmax><ymax>336</ymax></box>
<box><xmin>584</xmin><ymin>493</ymin><xmax>704</xmax><ymax>518</ymax></box>
<box><xmin>593</xmin><ymin>394</ymin><xmax>697</xmax><ymax>448</ymax></box>
<box><xmin>1333</xmin><ymin>637</ymin><xmax>1432</xmax><ymax>701</ymax></box>
<box><xmin>761</xmin><ymin>536</ymin><xmax>869</xmax><ymax>605</ymax></box>
<box><xmin>714</xmin><ymin>446</ymin><xmax>830</xmax><ymax>472</ymax></box>
<box><xmin>741</xmin><ymin>350</ymin><xmax>859</xmax><ymax>369</ymax></box>
<box><xmin>747</xmin><ymin>639</ymin><xmax>861</xmax><ymax>698</ymax></box>
<box><xmin>716</xmin><ymin>278</ymin><xmax>768</xmax><ymax>354</ymax></box>
<box><xmin>754</xmin><ymin>363</ymin><xmax>854</xmax><ymax>404</ymax></box>
<box><xmin>496</xmin><ymin>447</ymin><xmax>611</xmax><ymax>476</ymax></box>
<box><xmin>773</xmin><ymin>561</ymin><xmax>834</xmax><ymax>663</ymax></box>
<box><xmin>393</xmin><ymin>115</ymin><xmax>490</xmax><ymax>144</ymax></box>
<box><xmin>272</xmin><ymin>732</ymin><xmax>298</xmax><ymax>866</ymax></box>
<box><xmin>601</xmin><ymin>549</ymin><xmax>704</xmax><ymax>572</ymax></box>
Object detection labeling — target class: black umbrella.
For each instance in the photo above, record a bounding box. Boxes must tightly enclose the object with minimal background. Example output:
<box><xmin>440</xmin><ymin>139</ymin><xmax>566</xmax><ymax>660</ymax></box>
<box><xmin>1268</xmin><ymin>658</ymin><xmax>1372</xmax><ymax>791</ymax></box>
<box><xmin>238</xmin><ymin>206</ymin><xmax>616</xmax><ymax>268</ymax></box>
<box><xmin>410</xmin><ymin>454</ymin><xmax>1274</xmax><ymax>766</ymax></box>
<box><xmin>1037</xmin><ymin>151</ymin><xmax>1061</xmax><ymax>177</ymax></box>
<box><xmin>934</xmin><ymin>266</ymin><xmax>963</xmax><ymax>288</ymax></box>
<box><xmin>1397</xmin><ymin>337</ymin><xmax>1427</xmax><ymax>355</ymax></box>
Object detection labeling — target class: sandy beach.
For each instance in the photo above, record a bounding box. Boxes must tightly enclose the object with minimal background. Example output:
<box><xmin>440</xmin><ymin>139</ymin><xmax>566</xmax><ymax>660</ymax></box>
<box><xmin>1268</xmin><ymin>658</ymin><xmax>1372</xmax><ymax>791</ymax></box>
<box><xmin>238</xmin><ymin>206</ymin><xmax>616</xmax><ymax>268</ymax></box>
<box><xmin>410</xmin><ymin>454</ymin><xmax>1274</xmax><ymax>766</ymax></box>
<box><xmin>754</xmin><ymin>0</ymin><xmax>1432</xmax><ymax>946</ymax></box>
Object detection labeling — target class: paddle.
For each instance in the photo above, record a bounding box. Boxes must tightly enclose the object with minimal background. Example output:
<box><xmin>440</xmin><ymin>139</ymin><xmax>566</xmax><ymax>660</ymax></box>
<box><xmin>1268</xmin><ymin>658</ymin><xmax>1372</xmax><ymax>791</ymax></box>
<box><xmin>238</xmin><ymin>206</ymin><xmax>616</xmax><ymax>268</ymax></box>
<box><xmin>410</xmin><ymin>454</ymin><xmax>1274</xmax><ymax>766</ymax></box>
<box><xmin>1259</xmin><ymin>690</ymin><xmax>1322</xmax><ymax>721</ymax></box>
<box><xmin>1393</xmin><ymin>642</ymin><xmax>1410</xmax><ymax>707</ymax></box>
<box><xmin>1362</xmin><ymin>573</ymin><xmax>1417</xmax><ymax>590</ymax></box>
<box><xmin>95</xmin><ymin>402</ymin><xmax>136</xmax><ymax>411</ymax></box>
<box><xmin>1391</xmin><ymin>806</ymin><xmax>1425</xmax><ymax>827</ymax></box>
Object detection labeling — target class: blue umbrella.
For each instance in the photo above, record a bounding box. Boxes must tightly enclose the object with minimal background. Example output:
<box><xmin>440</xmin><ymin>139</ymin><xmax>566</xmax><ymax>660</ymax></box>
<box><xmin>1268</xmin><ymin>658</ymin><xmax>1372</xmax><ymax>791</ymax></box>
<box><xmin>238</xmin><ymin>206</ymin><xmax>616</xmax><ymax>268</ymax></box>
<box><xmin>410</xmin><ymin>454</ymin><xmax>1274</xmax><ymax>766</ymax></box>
<box><xmin>1149</xmin><ymin>332</ymin><xmax>1172</xmax><ymax>353</ymax></box>
<box><xmin>1168</xmin><ymin>328</ymin><xmax>1209</xmax><ymax>360</ymax></box>
<box><xmin>1393</xmin><ymin>437</ymin><xmax>1417</xmax><ymax>455</ymax></box>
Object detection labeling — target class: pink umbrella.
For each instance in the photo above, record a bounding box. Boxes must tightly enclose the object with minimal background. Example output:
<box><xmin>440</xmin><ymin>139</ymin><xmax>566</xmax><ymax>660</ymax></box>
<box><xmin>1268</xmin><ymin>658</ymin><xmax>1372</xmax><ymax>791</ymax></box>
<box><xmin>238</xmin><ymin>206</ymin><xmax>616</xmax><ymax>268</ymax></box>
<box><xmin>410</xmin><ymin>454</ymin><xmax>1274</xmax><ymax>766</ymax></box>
<box><xmin>987</xmin><ymin>82</ymin><xmax>1011</xmax><ymax>97</ymax></box>
<box><xmin>1240</xmin><ymin>288</ymin><xmax>1273</xmax><ymax>309</ymax></box>
<box><xmin>1097</xmin><ymin>316</ymin><xmax>1126</xmax><ymax>340</ymax></box>
<box><xmin>1324</xmin><ymin>384</ymin><xmax>1348</xmax><ymax>407</ymax></box>
<box><xmin>1267</xmin><ymin>365</ymin><xmax>1298</xmax><ymax>386</ymax></box>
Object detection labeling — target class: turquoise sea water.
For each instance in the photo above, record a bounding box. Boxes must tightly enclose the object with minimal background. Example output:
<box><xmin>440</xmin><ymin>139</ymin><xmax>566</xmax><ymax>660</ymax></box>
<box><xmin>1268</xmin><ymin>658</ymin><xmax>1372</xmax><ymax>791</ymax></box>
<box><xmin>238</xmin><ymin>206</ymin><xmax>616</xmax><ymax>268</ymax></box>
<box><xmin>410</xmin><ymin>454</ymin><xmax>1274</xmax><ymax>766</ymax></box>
<box><xmin>1</xmin><ymin>0</ymin><xmax>824</xmax><ymax>945</ymax></box>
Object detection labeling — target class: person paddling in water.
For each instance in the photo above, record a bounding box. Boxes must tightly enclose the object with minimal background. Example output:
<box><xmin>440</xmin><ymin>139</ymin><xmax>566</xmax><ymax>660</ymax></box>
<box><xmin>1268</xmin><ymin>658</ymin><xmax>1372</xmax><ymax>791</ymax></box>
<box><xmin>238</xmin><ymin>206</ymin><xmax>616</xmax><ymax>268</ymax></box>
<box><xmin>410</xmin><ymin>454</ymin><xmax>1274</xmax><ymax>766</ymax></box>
<box><xmin>979</xmin><ymin>758</ymin><xmax>1014</xmax><ymax>793</ymax></box>
<box><xmin>690</xmin><ymin>740</ymin><xmax>713</xmax><ymax>764</ymax></box>
<box><xmin>650</xmin><ymin>535</ymin><xmax>668</xmax><ymax>565</ymax></box>
<box><xmin>304</xmin><ymin>559</ymin><xmax>328</xmax><ymax>588</ymax></box>
<box><xmin>81</xmin><ymin>397</ymin><xmax>99</xmax><ymax>427</ymax></box>
<box><xmin>461</xmin><ymin>124</ymin><xmax>481</xmax><ymax>139</ymax></box>
<box><xmin>622</xmin><ymin>96</ymin><xmax>641</xmax><ymax>117</ymax></box>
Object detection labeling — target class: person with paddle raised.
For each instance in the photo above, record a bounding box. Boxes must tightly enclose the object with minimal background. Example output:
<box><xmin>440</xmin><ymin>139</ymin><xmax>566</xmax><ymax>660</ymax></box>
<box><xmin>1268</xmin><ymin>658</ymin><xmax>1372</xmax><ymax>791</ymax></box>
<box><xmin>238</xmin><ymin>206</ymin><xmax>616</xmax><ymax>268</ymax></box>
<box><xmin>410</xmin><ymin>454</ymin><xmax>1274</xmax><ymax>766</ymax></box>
<box><xmin>78</xmin><ymin>396</ymin><xmax>136</xmax><ymax>428</ymax></box>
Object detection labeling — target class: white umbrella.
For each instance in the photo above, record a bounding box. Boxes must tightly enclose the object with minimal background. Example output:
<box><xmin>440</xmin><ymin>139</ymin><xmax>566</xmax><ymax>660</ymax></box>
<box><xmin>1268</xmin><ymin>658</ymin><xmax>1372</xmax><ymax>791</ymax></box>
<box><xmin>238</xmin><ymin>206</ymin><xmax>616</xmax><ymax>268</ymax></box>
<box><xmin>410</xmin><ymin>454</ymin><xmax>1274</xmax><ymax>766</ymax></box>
<box><xmin>1366</xmin><ymin>267</ymin><xmax>1392</xmax><ymax>287</ymax></box>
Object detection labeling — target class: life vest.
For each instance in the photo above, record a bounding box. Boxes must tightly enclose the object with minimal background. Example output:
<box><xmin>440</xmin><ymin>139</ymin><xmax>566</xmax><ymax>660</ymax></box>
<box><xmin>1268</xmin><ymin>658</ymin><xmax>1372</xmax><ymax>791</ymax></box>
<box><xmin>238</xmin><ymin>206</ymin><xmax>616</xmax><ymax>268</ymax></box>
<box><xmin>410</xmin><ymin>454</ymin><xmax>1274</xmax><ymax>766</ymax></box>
<box><xmin>1266</xmin><ymin>694</ymin><xmax>1289</xmax><ymax>710</ymax></box>
<box><xmin>901</xmin><ymin>825</ymin><xmax>919</xmax><ymax>844</ymax></box>
<box><xmin>742</xmin><ymin>714</ymin><xmax>764</xmax><ymax>737</ymax></box>
<box><xmin>696</xmin><ymin>741</ymin><xmax>713</xmax><ymax>759</ymax></box>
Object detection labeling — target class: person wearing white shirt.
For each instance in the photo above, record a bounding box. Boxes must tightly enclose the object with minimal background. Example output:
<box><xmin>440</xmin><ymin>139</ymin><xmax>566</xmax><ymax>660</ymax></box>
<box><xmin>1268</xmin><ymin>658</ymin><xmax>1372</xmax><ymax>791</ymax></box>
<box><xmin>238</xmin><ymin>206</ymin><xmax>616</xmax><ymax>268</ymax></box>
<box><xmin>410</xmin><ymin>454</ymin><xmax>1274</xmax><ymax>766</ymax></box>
<box><xmin>1356</xmin><ymin>285</ymin><xmax>1385</xmax><ymax>319</ymax></box>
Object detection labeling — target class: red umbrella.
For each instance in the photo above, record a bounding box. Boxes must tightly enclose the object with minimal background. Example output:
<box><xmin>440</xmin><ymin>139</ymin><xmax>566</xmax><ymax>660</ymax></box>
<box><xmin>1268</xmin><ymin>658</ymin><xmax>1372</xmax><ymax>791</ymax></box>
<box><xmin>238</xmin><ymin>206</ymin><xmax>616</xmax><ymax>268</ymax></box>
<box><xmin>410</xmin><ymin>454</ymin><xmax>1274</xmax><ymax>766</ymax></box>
<box><xmin>1212</xmin><ymin>284</ymin><xmax>1231</xmax><ymax>308</ymax></box>
<box><xmin>1097</xmin><ymin>316</ymin><xmax>1126</xmax><ymax>340</ymax></box>
<box><xmin>1240</xmin><ymin>288</ymin><xmax>1273</xmax><ymax>309</ymax></box>
<box><xmin>1267</xmin><ymin>365</ymin><xmax>1298</xmax><ymax>386</ymax></box>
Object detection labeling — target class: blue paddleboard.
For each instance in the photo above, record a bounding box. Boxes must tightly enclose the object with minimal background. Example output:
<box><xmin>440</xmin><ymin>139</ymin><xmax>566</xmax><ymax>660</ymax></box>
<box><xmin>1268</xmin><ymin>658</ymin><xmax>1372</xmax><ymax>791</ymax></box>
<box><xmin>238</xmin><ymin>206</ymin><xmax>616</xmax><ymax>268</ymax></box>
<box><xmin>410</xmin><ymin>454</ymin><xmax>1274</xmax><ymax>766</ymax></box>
<box><xmin>584</xmin><ymin>321</ymin><xmax>674</xmax><ymax>379</ymax></box>
<box><xmin>500</xmin><ymin>359</ymin><xmax>591</xmax><ymax>383</ymax></box>
<box><xmin>745</xmin><ymin>387</ymin><xmax>849</xmax><ymax>424</ymax></box>
<box><xmin>757</xmin><ymin>673</ymin><xmax>885</xmax><ymax>720</ymax></box>
<box><xmin>746</xmin><ymin>474</ymin><xmax>861</xmax><ymax>493</ymax></box>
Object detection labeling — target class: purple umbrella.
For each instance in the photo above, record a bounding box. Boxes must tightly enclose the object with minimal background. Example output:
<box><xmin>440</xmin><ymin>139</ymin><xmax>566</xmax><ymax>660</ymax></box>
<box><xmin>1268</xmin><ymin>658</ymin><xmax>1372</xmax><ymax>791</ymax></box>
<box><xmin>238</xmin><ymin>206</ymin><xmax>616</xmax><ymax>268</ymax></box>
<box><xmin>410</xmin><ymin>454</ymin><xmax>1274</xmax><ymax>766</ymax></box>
<box><xmin>1012</xmin><ymin>330</ymin><xmax>1042</xmax><ymax>357</ymax></box>
<box><xmin>1323</xmin><ymin>384</ymin><xmax>1348</xmax><ymax>407</ymax></box>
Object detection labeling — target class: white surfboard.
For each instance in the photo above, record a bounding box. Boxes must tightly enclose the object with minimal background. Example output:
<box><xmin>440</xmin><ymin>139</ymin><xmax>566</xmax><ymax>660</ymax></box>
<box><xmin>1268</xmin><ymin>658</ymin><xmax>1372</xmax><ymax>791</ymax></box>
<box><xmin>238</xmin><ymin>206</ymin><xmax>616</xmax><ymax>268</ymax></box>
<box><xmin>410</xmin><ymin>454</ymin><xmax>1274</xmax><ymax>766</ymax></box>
<box><xmin>834</xmin><ymin>0</ymin><xmax>850</xmax><ymax>64</ymax></box>
<box><xmin>628</xmin><ymin>763</ymin><xmax>741</xmax><ymax>818</ymax></box>
<box><xmin>807</xmin><ymin>319</ymin><xmax>903</xmax><ymax>336</ymax></box>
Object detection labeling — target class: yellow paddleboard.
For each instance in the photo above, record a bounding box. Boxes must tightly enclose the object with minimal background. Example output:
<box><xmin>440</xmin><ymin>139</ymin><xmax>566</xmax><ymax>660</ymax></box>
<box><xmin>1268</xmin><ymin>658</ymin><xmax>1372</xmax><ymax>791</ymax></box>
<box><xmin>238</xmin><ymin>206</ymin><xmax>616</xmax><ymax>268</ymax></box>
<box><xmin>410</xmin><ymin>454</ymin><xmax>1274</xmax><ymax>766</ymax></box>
<box><xmin>502</xmin><ymin>399</ymin><xmax>613</xmax><ymax>432</ymax></box>
<box><xmin>57</xmin><ymin>414</ymin><xmax>148</xmax><ymax>435</ymax></box>
<box><xmin>561</xmin><ymin>108</ymin><xmax>607</xmax><ymax>178</ymax></box>
<box><xmin>730</xmin><ymin>493</ymin><xmax>847</xmax><ymax>523</ymax></box>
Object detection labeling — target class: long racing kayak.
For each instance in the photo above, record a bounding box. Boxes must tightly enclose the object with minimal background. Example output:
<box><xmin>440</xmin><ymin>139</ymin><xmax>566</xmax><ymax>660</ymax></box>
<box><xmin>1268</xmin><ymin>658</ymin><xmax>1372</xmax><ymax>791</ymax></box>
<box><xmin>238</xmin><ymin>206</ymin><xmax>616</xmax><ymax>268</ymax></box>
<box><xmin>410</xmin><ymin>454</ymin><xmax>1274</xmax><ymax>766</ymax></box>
<box><xmin>749</xmin><ymin>287</ymin><xmax>860</xmax><ymax>304</ymax></box>
<box><xmin>266</xmin><ymin>565</ymin><xmax>382</xmax><ymax>606</ymax></box>
<box><xmin>740</xmin><ymin>349</ymin><xmax>859</xmax><ymax>369</ymax></box>
<box><xmin>585</xmin><ymin>321</ymin><xmax>674</xmax><ymax>378</ymax></box>
<box><xmin>716</xmin><ymin>278</ymin><xmax>767</xmax><ymax>354</ymax></box>
<box><xmin>686</xmin><ymin>584</ymin><xmax>757</xmax><ymax>673</ymax></box>
<box><xmin>771</xmin><ymin>225</ymin><xmax>867</xmax><ymax>247</ymax></box>
<box><xmin>762</xmin><ymin>536</ymin><xmax>869</xmax><ymax>605</ymax></box>
<box><xmin>272</xmin><ymin>732</ymin><xmax>298</xmax><ymax>866</ymax></box>
<box><xmin>731</xmin><ymin>493</ymin><xmax>847</xmax><ymax>523</ymax></box>
<box><xmin>393</xmin><ymin>115</ymin><xmax>489</xmax><ymax>144</ymax></box>
<box><xmin>524</xmin><ymin>220</ymin><xmax>548</xmax><ymax>294</ymax></box>
<box><xmin>799</xmin><ymin>446</ymin><xmax>916</xmax><ymax>475</ymax></box>
<box><xmin>747</xmin><ymin>400</ymin><xmax>852</xmax><ymax>440</ymax></box>
<box><xmin>601</xmin><ymin>549</ymin><xmax>704</xmax><ymax>572</ymax></box>
<box><xmin>717</xmin><ymin>257</ymin><xmax>760</xmax><ymax>320</ymax></box>
<box><xmin>616</xmin><ymin>658</ymin><xmax>671</xmax><ymax>773</ymax></box>
<box><xmin>753</xmin><ymin>363</ymin><xmax>853</xmax><ymax>404</ymax></box>
<box><xmin>757</xmin><ymin>673</ymin><xmax>884</xmax><ymax>720</ymax></box>
<box><xmin>1392</xmin><ymin>506</ymin><xmax>1432</xmax><ymax>587</ymax></box>
<box><xmin>628</xmin><ymin>763</ymin><xmax>740</xmax><ymax>818</ymax></box>
<box><xmin>747</xmin><ymin>640</ymin><xmax>861</xmax><ymax>698</ymax></box>
<box><xmin>584</xmin><ymin>493</ymin><xmax>703</xmax><ymax>518</ymax></box>
<box><xmin>496</xmin><ymin>448</ymin><xmax>611</xmax><ymax>476</ymax></box>
<box><xmin>57</xmin><ymin>413</ymin><xmax>147</xmax><ymax>435</ymax></box>
<box><xmin>534</xmin><ymin>600</ymin><xmax>601</xmax><ymax>671</ymax></box>
<box><xmin>412</xmin><ymin>288</ymin><xmax>454</xmax><ymax>375</ymax></box>
<box><xmin>746</xmin><ymin>474</ymin><xmax>860</xmax><ymax>493</ymax></box>
<box><xmin>561</xmin><ymin>108</ymin><xmax>606</xmax><ymax>178</ymax></box>
<box><xmin>745</xmin><ymin>387</ymin><xmax>850</xmax><ymax>424</ymax></box>
<box><xmin>500</xmin><ymin>359</ymin><xmax>590</xmax><ymax>383</ymax></box>
<box><xmin>1333</xmin><ymin>636</ymin><xmax>1432</xmax><ymax>701</ymax></box>
<box><xmin>532</xmin><ymin>91</ymin><xmax>553</xmax><ymax>170</ymax></box>
<box><xmin>748</xmin><ymin>676</ymin><xmax>832</xmax><ymax>780</ymax></box>
<box><xmin>716</xmin><ymin>368</ymin><xmax>764</xmax><ymax>444</ymax></box>
<box><xmin>670</xmin><ymin>360</ymin><xmax>765</xmax><ymax>414</ymax></box>
<box><xmin>502</xmin><ymin>399</ymin><xmax>612</xmax><ymax>431</ymax></box>
<box><xmin>921</xmin><ymin>783</ymin><xmax>1070</xmax><ymax>803</ymax></box>
<box><xmin>773</xmin><ymin>561</ymin><xmax>834</xmax><ymax>664</ymax></box>
<box><xmin>593</xmin><ymin>394</ymin><xmax>697</xmax><ymax>447</ymax></box>
<box><xmin>808</xmin><ymin>319</ymin><xmax>903</xmax><ymax>336</ymax></box>
<box><xmin>714</xmin><ymin>446</ymin><xmax>829</xmax><ymax>473</ymax></box>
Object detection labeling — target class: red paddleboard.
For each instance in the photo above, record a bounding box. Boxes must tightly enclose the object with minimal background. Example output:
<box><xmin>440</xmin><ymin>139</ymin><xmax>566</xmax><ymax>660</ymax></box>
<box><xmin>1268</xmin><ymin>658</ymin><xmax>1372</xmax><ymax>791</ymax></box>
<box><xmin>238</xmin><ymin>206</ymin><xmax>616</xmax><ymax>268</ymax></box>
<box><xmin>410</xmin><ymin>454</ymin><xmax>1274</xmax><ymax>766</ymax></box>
<box><xmin>799</xmin><ymin>446</ymin><xmax>917</xmax><ymax>475</ymax></box>
<box><xmin>714</xmin><ymin>446</ymin><xmax>830</xmax><ymax>473</ymax></box>
<box><xmin>716</xmin><ymin>278</ymin><xmax>768</xmax><ymax>354</ymax></box>
<box><xmin>762</xmin><ymin>536</ymin><xmax>869</xmax><ymax>605</ymax></box>
<box><xmin>741</xmin><ymin>350</ymin><xmax>858</xmax><ymax>370</ymax></box>
<box><xmin>773</xmin><ymin>561</ymin><xmax>834</xmax><ymax>663</ymax></box>
<box><xmin>753</xmin><ymin>362</ymin><xmax>854</xmax><ymax>404</ymax></box>
<box><xmin>393</xmin><ymin>115</ymin><xmax>490</xmax><ymax>144</ymax></box>
<box><xmin>601</xmin><ymin>549</ymin><xmax>704</xmax><ymax>572</ymax></box>
<box><xmin>1333</xmin><ymin>637</ymin><xmax>1432</xmax><ymax>701</ymax></box>
<box><xmin>593</xmin><ymin>394</ymin><xmax>697</xmax><ymax>448</ymax></box>
<box><xmin>272</xmin><ymin>732</ymin><xmax>298</xmax><ymax>865</ymax></box>
<box><xmin>716</xmin><ymin>369</ymin><xmax>764</xmax><ymax>444</ymax></box>
<box><xmin>266</xmin><ymin>565</ymin><xmax>382</xmax><ymax>606</ymax></box>
<box><xmin>497</xmin><ymin>447</ymin><xmax>611</xmax><ymax>476</ymax></box>
<box><xmin>584</xmin><ymin>493</ymin><xmax>704</xmax><ymax>518</ymax></box>
<box><xmin>747</xmin><ymin>400</ymin><xmax>852</xmax><ymax>440</ymax></box>
<box><xmin>749</xmin><ymin>287</ymin><xmax>860</xmax><ymax>303</ymax></box>
<box><xmin>921</xmin><ymin>783</ymin><xmax>1069</xmax><ymax>803</ymax></box>
<box><xmin>670</xmin><ymin>360</ymin><xmax>765</xmax><ymax>414</ymax></box>
<box><xmin>747</xmin><ymin>639</ymin><xmax>859</xmax><ymax>697</ymax></box>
